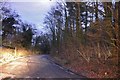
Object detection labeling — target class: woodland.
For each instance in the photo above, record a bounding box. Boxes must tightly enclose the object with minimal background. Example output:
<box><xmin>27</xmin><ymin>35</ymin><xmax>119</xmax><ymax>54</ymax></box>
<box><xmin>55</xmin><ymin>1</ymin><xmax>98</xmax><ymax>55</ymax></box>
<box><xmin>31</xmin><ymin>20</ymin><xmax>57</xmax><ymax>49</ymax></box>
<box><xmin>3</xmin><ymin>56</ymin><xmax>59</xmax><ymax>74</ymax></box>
<box><xmin>1</xmin><ymin>1</ymin><xmax>120</xmax><ymax>78</ymax></box>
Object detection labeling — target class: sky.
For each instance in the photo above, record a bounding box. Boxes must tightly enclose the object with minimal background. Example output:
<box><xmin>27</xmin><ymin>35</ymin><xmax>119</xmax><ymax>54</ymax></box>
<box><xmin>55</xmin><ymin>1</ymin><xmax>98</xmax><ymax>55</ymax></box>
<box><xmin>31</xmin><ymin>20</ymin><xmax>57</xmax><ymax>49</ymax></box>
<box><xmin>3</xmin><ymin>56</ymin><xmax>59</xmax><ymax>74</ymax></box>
<box><xmin>4</xmin><ymin>0</ymin><xmax>115</xmax><ymax>34</ymax></box>
<box><xmin>9</xmin><ymin>0</ymin><xmax>56</xmax><ymax>34</ymax></box>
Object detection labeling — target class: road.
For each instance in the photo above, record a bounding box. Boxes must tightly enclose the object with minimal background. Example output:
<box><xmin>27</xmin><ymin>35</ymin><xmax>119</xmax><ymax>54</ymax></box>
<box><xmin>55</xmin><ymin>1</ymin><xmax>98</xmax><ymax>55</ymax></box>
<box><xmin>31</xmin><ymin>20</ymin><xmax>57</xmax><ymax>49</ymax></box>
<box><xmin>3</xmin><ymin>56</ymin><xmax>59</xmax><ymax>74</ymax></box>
<box><xmin>0</xmin><ymin>55</ymin><xmax>85</xmax><ymax>79</ymax></box>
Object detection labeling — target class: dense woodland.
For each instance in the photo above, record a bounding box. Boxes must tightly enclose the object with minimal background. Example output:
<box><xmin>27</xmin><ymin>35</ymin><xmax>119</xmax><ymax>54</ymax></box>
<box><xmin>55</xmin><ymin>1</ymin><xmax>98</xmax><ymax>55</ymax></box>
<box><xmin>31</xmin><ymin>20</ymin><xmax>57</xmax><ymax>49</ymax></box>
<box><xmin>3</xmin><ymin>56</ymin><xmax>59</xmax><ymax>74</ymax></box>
<box><xmin>0</xmin><ymin>1</ymin><xmax>120</xmax><ymax>78</ymax></box>
<box><xmin>44</xmin><ymin>1</ymin><xmax>120</xmax><ymax>78</ymax></box>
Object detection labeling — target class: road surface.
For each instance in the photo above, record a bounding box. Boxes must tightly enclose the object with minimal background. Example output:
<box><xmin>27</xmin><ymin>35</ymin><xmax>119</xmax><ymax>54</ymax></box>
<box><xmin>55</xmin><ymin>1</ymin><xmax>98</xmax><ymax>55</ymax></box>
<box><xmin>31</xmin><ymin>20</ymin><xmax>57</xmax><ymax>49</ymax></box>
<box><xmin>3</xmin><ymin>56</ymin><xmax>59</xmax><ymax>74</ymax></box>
<box><xmin>0</xmin><ymin>55</ymin><xmax>85</xmax><ymax>79</ymax></box>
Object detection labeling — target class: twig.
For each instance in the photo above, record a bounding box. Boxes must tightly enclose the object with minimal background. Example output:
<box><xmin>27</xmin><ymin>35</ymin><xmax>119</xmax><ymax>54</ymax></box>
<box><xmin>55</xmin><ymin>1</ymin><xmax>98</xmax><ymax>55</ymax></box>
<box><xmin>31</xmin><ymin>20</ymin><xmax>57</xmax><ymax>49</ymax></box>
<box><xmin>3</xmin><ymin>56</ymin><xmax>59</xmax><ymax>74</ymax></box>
<box><xmin>77</xmin><ymin>50</ymin><xmax>90</xmax><ymax>63</ymax></box>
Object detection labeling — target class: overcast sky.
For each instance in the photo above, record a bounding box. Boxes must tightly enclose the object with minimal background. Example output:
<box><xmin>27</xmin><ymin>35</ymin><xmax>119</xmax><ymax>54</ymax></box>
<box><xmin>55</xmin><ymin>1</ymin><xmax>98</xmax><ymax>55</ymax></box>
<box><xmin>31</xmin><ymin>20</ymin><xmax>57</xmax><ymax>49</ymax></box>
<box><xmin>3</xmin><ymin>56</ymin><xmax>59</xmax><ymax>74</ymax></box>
<box><xmin>9</xmin><ymin>0</ymin><xmax>56</xmax><ymax>34</ymax></box>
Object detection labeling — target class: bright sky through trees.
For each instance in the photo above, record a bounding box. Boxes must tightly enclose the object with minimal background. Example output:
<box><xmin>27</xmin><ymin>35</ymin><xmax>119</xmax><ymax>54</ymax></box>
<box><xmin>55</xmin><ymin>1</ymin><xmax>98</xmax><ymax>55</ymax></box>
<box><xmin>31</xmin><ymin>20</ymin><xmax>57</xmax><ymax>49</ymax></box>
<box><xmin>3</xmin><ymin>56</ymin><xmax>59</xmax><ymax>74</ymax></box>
<box><xmin>9</xmin><ymin>0</ymin><xmax>56</xmax><ymax>34</ymax></box>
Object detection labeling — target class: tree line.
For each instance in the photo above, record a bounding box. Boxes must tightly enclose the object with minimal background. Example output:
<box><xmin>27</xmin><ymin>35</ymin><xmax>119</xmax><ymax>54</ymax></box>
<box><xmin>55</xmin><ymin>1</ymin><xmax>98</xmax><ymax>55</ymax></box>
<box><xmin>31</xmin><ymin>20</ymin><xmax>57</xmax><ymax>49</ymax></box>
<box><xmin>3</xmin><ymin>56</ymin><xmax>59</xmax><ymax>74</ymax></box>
<box><xmin>0</xmin><ymin>1</ymin><xmax>119</xmax><ymax>59</ymax></box>
<box><xmin>0</xmin><ymin>3</ymin><xmax>49</xmax><ymax>54</ymax></box>
<box><xmin>43</xmin><ymin>1</ymin><xmax>120</xmax><ymax>62</ymax></box>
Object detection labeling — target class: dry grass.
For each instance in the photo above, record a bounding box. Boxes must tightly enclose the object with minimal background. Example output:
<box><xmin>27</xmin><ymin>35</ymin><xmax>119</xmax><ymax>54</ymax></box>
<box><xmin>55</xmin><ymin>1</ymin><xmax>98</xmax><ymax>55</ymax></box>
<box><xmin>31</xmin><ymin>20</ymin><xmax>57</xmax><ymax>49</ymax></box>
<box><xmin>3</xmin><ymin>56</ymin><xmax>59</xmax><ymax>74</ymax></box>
<box><xmin>0</xmin><ymin>47</ymin><xmax>34</xmax><ymax>57</ymax></box>
<box><xmin>52</xmin><ymin>42</ymin><xmax>118</xmax><ymax>78</ymax></box>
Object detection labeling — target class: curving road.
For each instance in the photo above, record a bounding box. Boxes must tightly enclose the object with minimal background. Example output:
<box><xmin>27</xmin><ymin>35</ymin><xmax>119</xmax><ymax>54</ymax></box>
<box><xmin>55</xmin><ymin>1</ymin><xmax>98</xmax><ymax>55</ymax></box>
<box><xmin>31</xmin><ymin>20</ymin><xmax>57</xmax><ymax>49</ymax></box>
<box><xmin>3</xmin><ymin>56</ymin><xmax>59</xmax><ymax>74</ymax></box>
<box><xmin>0</xmin><ymin>55</ymin><xmax>85</xmax><ymax>79</ymax></box>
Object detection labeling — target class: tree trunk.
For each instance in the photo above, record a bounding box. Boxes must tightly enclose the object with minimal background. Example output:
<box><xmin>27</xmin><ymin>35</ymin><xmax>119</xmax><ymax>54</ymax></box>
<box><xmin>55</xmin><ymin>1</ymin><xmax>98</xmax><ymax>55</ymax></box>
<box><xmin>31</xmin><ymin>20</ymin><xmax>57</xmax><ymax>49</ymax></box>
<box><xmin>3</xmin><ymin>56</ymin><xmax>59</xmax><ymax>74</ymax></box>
<box><xmin>64</xmin><ymin>7</ymin><xmax>69</xmax><ymax>43</ymax></box>
<box><xmin>76</xmin><ymin>2</ymin><xmax>83</xmax><ymax>41</ymax></box>
<box><xmin>95</xmin><ymin>1</ymin><xmax>98</xmax><ymax>20</ymax></box>
<box><xmin>118</xmin><ymin>2</ymin><xmax>120</xmax><ymax>52</ymax></box>
<box><xmin>118</xmin><ymin>2</ymin><xmax>120</xmax><ymax>78</ymax></box>
<box><xmin>85</xmin><ymin>4</ymin><xmax>88</xmax><ymax>32</ymax></box>
<box><xmin>76</xmin><ymin>2</ymin><xmax>80</xmax><ymax>37</ymax></box>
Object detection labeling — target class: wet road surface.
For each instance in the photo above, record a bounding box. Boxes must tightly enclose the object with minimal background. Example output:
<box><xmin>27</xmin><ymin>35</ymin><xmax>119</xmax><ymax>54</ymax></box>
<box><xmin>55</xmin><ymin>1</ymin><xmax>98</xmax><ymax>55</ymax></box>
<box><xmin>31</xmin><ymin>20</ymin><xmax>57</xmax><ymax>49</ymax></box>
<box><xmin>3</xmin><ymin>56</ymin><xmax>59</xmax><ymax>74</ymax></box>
<box><xmin>0</xmin><ymin>55</ymin><xmax>85</xmax><ymax>79</ymax></box>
